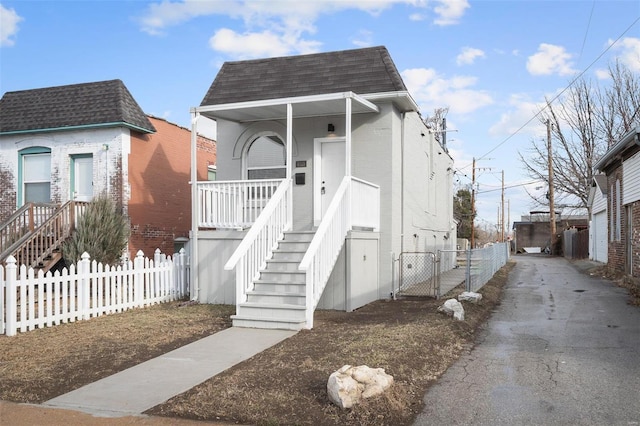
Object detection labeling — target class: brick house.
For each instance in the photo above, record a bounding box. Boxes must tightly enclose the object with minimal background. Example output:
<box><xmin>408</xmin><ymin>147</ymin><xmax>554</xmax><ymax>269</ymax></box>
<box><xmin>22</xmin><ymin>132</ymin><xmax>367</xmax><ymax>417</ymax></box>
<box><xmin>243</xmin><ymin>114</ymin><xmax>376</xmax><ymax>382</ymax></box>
<box><xmin>0</xmin><ymin>79</ymin><xmax>216</xmax><ymax>263</ymax></box>
<box><xmin>593</xmin><ymin>126</ymin><xmax>640</xmax><ymax>280</ymax></box>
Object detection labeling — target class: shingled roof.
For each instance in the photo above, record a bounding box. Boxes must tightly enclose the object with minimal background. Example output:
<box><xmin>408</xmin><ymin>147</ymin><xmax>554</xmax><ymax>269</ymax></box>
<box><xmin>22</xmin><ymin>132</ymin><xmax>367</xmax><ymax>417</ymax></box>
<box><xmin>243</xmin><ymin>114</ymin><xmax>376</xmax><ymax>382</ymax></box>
<box><xmin>0</xmin><ymin>79</ymin><xmax>156</xmax><ymax>134</ymax></box>
<box><xmin>201</xmin><ymin>46</ymin><xmax>408</xmax><ymax>107</ymax></box>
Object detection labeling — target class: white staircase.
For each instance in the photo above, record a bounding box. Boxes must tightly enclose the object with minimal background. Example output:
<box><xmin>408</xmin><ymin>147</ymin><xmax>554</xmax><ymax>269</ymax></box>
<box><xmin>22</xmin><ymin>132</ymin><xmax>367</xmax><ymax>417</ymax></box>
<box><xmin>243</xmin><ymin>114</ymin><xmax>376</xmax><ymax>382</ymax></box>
<box><xmin>231</xmin><ymin>231</ymin><xmax>315</xmax><ymax>330</ymax></box>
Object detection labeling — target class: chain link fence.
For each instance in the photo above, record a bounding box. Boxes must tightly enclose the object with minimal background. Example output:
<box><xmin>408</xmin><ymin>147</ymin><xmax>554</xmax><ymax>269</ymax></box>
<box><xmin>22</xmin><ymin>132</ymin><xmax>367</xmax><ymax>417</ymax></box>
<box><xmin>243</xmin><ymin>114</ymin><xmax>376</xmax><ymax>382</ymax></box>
<box><xmin>395</xmin><ymin>243</ymin><xmax>510</xmax><ymax>298</ymax></box>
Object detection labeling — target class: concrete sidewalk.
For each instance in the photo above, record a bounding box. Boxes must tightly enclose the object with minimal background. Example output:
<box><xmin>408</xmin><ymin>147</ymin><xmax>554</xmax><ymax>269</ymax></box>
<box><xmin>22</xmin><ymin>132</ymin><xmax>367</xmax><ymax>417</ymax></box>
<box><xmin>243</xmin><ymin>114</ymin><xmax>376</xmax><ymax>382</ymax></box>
<box><xmin>44</xmin><ymin>327</ymin><xmax>296</xmax><ymax>418</ymax></box>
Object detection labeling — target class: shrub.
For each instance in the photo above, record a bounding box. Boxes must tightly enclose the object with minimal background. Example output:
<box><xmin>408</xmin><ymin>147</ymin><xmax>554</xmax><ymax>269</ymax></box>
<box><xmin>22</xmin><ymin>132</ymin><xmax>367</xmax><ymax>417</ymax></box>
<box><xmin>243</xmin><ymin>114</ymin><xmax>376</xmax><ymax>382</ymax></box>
<box><xmin>63</xmin><ymin>195</ymin><xmax>129</xmax><ymax>266</ymax></box>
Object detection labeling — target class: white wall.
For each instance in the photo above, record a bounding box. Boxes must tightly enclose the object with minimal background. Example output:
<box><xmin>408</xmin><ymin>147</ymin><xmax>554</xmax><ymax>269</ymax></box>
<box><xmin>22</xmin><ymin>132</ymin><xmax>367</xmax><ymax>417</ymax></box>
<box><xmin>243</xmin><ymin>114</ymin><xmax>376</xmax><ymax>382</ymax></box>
<box><xmin>0</xmin><ymin>127</ymin><xmax>130</xmax><ymax>208</ymax></box>
<box><xmin>623</xmin><ymin>151</ymin><xmax>640</xmax><ymax>204</ymax></box>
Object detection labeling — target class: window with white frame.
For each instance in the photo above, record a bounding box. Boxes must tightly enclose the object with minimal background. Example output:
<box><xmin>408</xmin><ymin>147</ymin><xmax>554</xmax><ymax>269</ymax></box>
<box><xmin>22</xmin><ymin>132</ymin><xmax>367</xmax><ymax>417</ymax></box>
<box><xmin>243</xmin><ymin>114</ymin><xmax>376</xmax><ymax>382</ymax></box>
<box><xmin>20</xmin><ymin>148</ymin><xmax>51</xmax><ymax>204</ymax></box>
<box><xmin>245</xmin><ymin>135</ymin><xmax>286</xmax><ymax>180</ymax></box>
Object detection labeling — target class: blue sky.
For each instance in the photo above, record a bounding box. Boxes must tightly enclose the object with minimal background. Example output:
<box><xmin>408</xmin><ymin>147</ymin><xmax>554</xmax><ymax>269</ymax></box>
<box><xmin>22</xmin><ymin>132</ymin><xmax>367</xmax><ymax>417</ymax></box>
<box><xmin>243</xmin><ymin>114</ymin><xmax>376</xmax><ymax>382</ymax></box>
<box><xmin>1</xmin><ymin>0</ymin><xmax>639</xmax><ymax>233</ymax></box>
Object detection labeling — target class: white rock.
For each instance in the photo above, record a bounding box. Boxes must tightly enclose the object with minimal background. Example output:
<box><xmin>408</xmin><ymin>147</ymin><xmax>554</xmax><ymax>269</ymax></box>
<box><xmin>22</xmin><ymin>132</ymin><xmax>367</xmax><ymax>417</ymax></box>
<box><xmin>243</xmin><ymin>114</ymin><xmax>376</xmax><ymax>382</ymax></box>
<box><xmin>438</xmin><ymin>298</ymin><xmax>465</xmax><ymax>321</ymax></box>
<box><xmin>458</xmin><ymin>291</ymin><xmax>483</xmax><ymax>303</ymax></box>
<box><xmin>327</xmin><ymin>365</ymin><xmax>394</xmax><ymax>409</ymax></box>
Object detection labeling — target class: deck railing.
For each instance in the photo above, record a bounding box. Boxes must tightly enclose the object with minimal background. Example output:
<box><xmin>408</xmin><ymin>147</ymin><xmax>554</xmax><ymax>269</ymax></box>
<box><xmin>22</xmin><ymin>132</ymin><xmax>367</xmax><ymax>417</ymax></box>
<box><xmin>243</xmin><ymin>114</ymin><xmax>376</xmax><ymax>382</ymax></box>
<box><xmin>224</xmin><ymin>179</ymin><xmax>292</xmax><ymax>304</ymax></box>
<box><xmin>299</xmin><ymin>177</ymin><xmax>379</xmax><ymax>328</ymax></box>
<box><xmin>197</xmin><ymin>179</ymin><xmax>284</xmax><ymax>229</ymax></box>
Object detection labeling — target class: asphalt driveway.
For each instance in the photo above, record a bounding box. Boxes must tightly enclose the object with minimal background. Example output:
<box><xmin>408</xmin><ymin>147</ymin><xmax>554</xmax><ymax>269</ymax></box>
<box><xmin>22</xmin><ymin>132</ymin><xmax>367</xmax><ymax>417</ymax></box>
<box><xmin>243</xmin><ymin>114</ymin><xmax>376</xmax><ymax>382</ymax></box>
<box><xmin>415</xmin><ymin>255</ymin><xmax>640</xmax><ymax>425</ymax></box>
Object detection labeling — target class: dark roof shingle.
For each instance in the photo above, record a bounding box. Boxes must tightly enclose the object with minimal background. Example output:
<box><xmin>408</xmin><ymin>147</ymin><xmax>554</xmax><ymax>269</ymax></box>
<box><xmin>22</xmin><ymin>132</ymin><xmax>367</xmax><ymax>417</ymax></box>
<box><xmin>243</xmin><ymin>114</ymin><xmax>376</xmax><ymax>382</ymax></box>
<box><xmin>0</xmin><ymin>79</ymin><xmax>155</xmax><ymax>134</ymax></box>
<box><xmin>201</xmin><ymin>46</ymin><xmax>407</xmax><ymax>106</ymax></box>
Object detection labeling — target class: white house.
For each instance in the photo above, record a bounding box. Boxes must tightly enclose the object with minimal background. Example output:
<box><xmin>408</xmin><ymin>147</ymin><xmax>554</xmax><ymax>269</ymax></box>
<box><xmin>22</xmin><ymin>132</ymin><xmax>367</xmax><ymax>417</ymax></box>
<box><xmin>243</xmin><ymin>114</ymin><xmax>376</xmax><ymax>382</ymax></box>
<box><xmin>189</xmin><ymin>46</ymin><xmax>457</xmax><ymax>330</ymax></box>
<box><xmin>588</xmin><ymin>174</ymin><xmax>608</xmax><ymax>263</ymax></box>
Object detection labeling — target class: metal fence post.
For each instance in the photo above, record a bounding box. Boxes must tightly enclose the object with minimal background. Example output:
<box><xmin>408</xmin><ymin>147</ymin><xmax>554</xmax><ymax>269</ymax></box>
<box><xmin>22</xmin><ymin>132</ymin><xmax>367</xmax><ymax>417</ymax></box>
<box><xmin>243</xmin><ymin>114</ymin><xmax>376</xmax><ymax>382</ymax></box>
<box><xmin>465</xmin><ymin>248</ymin><xmax>472</xmax><ymax>292</ymax></box>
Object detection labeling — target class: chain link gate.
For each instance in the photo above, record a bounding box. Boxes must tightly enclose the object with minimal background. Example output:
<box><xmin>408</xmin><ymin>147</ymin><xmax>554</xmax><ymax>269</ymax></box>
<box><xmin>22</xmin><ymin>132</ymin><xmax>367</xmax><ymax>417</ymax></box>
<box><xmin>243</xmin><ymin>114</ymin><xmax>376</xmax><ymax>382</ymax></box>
<box><xmin>397</xmin><ymin>252</ymin><xmax>438</xmax><ymax>298</ymax></box>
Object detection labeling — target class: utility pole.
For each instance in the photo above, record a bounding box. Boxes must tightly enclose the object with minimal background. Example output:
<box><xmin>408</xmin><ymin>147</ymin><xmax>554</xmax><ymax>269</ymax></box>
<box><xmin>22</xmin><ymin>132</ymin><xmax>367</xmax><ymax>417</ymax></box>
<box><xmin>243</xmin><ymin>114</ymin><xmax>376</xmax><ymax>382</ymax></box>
<box><xmin>471</xmin><ymin>157</ymin><xmax>476</xmax><ymax>249</ymax></box>
<box><xmin>501</xmin><ymin>170</ymin><xmax>505</xmax><ymax>242</ymax></box>
<box><xmin>547</xmin><ymin>120</ymin><xmax>556</xmax><ymax>254</ymax></box>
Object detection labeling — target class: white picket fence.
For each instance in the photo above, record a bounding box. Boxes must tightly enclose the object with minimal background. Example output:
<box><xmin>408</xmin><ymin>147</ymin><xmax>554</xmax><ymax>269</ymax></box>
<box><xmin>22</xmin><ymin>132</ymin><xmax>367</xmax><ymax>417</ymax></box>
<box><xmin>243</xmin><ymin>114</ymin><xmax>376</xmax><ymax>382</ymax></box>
<box><xmin>0</xmin><ymin>248</ymin><xmax>189</xmax><ymax>336</ymax></box>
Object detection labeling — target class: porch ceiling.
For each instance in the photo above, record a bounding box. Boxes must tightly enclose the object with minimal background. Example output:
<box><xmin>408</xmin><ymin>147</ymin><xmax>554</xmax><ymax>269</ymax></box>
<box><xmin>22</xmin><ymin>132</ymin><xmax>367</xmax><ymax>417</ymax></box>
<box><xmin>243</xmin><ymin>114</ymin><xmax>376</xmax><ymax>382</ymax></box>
<box><xmin>194</xmin><ymin>91</ymin><xmax>379</xmax><ymax>123</ymax></box>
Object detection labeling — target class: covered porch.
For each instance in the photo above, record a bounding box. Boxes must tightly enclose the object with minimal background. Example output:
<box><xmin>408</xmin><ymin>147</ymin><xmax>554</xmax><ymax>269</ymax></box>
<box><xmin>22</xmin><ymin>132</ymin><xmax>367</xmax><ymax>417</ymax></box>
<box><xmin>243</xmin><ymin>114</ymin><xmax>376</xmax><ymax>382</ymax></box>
<box><xmin>189</xmin><ymin>92</ymin><xmax>383</xmax><ymax>330</ymax></box>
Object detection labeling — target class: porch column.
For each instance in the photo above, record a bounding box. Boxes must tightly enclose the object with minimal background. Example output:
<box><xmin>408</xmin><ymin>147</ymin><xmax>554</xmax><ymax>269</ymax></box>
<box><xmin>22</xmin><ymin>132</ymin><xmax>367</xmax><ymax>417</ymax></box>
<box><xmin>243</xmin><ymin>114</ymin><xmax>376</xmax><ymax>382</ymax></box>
<box><xmin>286</xmin><ymin>103</ymin><xmax>293</xmax><ymax>227</ymax></box>
<box><xmin>189</xmin><ymin>109</ymin><xmax>199</xmax><ymax>301</ymax></box>
<box><xmin>345</xmin><ymin>97</ymin><xmax>352</xmax><ymax>176</ymax></box>
<box><xmin>286</xmin><ymin>103</ymin><xmax>293</xmax><ymax>179</ymax></box>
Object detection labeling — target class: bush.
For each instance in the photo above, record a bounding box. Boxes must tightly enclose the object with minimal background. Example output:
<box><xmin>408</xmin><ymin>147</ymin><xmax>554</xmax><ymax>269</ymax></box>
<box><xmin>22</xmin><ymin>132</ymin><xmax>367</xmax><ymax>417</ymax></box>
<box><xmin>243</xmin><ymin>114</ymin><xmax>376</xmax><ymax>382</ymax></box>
<box><xmin>63</xmin><ymin>195</ymin><xmax>129</xmax><ymax>266</ymax></box>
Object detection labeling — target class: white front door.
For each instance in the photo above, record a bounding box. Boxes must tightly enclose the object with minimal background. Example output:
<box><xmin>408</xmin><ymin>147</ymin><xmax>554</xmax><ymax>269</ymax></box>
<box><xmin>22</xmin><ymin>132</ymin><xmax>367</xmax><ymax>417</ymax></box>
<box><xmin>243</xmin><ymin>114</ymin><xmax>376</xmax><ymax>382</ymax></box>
<box><xmin>73</xmin><ymin>156</ymin><xmax>93</xmax><ymax>201</ymax></box>
<box><xmin>314</xmin><ymin>138</ymin><xmax>345</xmax><ymax>226</ymax></box>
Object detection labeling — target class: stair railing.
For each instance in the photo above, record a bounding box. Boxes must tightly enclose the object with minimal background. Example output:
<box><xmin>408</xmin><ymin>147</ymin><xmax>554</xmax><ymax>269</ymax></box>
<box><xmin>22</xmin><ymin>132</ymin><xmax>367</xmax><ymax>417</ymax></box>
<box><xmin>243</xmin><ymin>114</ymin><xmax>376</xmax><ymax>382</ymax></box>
<box><xmin>0</xmin><ymin>203</ymin><xmax>58</xmax><ymax>253</ymax></box>
<box><xmin>299</xmin><ymin>176</ymin><xmax>380</xmax><ymax>329</ymax></box>
<box><xmin>224</xmin><ymin>179</ymin><xmax>292</xmax><ymax>305</ymax></box>
<box><xmin>0</xmin><ymin>200</ymin><xmax>88</xmax><ymax>269</ymax></box>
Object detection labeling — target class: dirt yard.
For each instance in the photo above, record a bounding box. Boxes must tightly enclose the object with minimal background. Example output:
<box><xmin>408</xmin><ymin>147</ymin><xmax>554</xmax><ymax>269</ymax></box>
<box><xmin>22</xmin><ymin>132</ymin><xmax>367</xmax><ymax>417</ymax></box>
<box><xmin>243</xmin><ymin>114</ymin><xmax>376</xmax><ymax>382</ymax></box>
<box><xmin>1</xmin><ymin>263</ymin><xmax>518</xmax><ymax>425</ymax></box>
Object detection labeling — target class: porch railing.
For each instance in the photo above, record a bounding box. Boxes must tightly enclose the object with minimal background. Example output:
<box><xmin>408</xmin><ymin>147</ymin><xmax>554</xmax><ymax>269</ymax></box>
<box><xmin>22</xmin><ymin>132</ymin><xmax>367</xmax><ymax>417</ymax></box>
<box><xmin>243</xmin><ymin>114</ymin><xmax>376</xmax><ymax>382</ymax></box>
<box><xmin>224</xmin><ymin>179</ymin><xmax>292</xmax><ymax>304</ymax></box>
<box><xmin>0</xmin><ymin>203</ymin><xmax>58</xmax><ymax>253</ymax></box>
<box><xmin>197</xmin><ymin>179</ymin><xmax>284</xmax><ymax>229</ymax></box>
<box><xmin>299</xmin><ymin>176</ymin><xmax>380</xmax><ymax>328</ymax></box>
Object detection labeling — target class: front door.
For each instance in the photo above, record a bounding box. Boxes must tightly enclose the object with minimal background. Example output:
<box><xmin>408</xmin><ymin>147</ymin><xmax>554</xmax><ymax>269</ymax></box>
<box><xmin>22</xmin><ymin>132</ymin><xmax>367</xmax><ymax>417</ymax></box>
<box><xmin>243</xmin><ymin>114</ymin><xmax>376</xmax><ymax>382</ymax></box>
<box><xmin>72</xmin><ymin>155</ymin><xmax>93</xmax><ymax>201</ymax></box>
<box><xmin>314</xmin><ymin>137</ymin><xmax>345</xmax><ymax>226</ymax></box>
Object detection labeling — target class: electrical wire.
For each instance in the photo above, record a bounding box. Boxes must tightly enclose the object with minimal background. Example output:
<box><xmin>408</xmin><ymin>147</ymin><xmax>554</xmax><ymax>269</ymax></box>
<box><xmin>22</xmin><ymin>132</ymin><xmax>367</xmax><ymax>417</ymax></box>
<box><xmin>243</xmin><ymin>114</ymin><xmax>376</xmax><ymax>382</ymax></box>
<box><xmin>476</xmin><ymin>15</ymin><xmax>640</xmax><ymax>161</ymax></box>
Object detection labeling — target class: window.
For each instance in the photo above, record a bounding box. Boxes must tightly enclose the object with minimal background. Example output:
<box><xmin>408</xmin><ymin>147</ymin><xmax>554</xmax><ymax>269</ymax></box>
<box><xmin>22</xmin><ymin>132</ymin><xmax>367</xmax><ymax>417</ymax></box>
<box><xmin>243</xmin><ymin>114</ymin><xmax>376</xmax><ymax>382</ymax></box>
<box><xmin>19</xmin><ymin>147</ymin><xmax>51</xmax><ymax>205</ymax></box>
<box><xmin>245</xmin><ymin>135</ymin><xmax>286</xmax><ymax>179</ymax></box>
<box><xmin>615</xmin><ymin>179</ymin><xmax>621</xmax><ymax>241</ymax></box>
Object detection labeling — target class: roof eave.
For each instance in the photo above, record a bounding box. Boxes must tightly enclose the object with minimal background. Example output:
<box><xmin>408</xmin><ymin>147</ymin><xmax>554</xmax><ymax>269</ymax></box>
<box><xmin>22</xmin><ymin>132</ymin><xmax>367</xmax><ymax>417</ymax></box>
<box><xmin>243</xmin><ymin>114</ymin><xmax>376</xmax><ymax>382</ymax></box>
<box><xmin>0</xmin><ymin>121</ymin><xmax>156</xmax><ymax>136</ymax></box>
<box><xmin>192</xmin><ymin>91</ymin><xmax>380</xmax><ymax>122</ymax></box>
<box><xmin>361</xmin><ymin>91</ymin><xmax>419</xmax><ymax>113</ymax></box>
<box><xmin>594</xmin><ymin>126</ymin><xmax>640</xmax><ymax>171</ymax></box>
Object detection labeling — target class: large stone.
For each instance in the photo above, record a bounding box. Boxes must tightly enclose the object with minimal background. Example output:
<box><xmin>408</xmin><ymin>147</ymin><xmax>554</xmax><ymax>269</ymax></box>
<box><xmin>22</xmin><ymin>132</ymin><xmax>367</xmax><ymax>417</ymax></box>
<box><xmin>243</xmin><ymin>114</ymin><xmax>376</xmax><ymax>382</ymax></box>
<box><xmin>438</xmin><ymin>298</ymin><xmax>465</xmax><ymax>320</ymax></box>
<box><xmin>327</xmin><ymin>365</ymin><xmax>394</xmax><ymax>409</ymax></box>
<box><xmin>458</xmin><ymin>291</ymin><xmax>483</xmax><ymax>303</ymax></box>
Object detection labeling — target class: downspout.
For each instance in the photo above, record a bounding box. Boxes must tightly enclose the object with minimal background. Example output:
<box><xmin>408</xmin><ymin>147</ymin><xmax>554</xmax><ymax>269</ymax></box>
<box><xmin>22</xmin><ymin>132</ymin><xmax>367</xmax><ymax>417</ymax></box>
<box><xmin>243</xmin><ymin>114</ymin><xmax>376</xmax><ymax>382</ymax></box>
<box><xmin>189</xmin><ymin>109</ymin><xmax>199</xmax><ymax>301</ymax></box>
<box><xmin>397</xmin><ymin>111</ymin><xmax>406</xmax><ymax>298</ymax></box>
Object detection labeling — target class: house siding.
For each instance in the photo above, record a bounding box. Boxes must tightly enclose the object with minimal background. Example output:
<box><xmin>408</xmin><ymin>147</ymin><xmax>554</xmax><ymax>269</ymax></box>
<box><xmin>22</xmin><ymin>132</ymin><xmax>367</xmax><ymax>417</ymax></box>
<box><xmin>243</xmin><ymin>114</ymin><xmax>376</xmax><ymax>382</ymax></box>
<box><xmin>623</xmin><ymin>151</ymin><xmax>640</xmax><ymax>204</ymax></box>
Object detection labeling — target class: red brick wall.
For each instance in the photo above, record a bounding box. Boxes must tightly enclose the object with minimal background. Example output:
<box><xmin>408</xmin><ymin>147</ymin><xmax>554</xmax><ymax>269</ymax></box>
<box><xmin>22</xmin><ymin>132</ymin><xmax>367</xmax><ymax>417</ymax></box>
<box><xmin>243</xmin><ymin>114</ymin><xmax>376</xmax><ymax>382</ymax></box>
<box><xmin>128</xmin><ymin>116</ymin><xmax>216</xmax><ymax>258</ymax></box>
<box><xmin>630</xmin><ymin>201</ymin><xmax>640</xmax><ymax>281</ymax></box>
<box><xmin>607</xmin><ymin>168</ymin><xmax>624</xmax><ymax>275</ymax></box>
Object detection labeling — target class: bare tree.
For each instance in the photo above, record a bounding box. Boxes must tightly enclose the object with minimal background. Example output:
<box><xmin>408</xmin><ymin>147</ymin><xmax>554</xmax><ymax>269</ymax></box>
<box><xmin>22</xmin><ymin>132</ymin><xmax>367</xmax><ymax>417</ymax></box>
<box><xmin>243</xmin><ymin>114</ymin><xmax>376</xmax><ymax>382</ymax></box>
<box><xmin>423</xmin><ymin>107</ymin><xmax>449</xmax><ymax>146</ymax></box>
<box><xmin>519</xmin><ymin>60</ymin><xmax>640</xmax><ymax>212</ymax></box>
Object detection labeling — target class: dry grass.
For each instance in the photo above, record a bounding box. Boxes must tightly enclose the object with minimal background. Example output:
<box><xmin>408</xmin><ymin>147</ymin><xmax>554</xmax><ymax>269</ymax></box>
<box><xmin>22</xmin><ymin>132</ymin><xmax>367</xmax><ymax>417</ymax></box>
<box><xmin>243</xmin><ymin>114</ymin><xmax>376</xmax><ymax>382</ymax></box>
<box><xmin>1</xmin><ymin>261</ymin><xmax>515</xmax><ymax>426</ymax></box>
<box><xmin>0</xmin><ymin>301</ymin><xmax>234</xmax><ymax>402</ymax></box>
<box><xmin>148</xmin><ymin>262</ymin><xmax>513</xmax><ymax>426</ymax></box>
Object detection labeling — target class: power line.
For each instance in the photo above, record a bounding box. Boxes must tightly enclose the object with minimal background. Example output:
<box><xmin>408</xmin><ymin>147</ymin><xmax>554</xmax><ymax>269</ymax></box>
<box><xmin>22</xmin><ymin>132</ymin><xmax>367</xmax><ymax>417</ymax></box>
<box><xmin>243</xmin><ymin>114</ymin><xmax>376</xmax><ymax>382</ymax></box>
<box><xmin>476</xmin><ymin>15</ymin><xmax>640</xmax><ymax>161</ymax></box>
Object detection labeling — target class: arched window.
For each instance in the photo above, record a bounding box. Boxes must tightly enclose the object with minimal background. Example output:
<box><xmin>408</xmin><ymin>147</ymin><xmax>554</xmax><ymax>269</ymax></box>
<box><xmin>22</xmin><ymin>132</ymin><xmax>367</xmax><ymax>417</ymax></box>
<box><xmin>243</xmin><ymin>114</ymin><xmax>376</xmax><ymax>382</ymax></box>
<box><xmin>245</xmin><ymin>135</ymin><xmax>286</xmax><ymax>180</ymax></box>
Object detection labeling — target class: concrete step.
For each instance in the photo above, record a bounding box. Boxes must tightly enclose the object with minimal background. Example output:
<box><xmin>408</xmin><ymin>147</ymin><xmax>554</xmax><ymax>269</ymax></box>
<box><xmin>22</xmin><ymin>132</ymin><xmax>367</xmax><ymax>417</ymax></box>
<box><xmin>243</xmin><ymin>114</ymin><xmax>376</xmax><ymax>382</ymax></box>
<box><xmin>282</xmin><ymin>231</ymin><xmax>315</xmax><ymax>242</ymax></box>
<box><xmin>271</xmin><ymin>251</ymin><xmax>305</xmax><ymax>262</ymax></box>
<box><xmin>236</xmin><ymin>302</ymin><xmax>306</xmax><ymax>321</ymax></box>
<box><xmin>276</xmin><ymin>240</ymin><xmax>310</xmax><ymax>251</ymax></box>
<box><xmin>231</xmin><ymin>314</ymin><xmax>306</xmax><ymax>330</ymax></box>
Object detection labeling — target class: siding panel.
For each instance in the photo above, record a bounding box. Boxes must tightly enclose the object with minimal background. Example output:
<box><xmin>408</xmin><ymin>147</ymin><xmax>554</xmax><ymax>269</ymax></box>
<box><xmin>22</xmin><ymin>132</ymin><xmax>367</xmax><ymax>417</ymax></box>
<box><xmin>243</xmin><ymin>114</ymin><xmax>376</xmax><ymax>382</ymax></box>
<box><xmin>623</xmin><ymin>151</ymin><xmax>640</xmax><ymax>204</ymax></box>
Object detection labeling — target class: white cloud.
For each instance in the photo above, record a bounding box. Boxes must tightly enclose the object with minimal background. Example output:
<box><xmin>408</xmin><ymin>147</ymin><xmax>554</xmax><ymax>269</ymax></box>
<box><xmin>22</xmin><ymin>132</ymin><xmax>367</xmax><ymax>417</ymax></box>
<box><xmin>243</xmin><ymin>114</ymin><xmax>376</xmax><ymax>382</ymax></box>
<box><xmin>594</xmin><ymin>68</ymin><xmax>610</xmax><ymax>80</ymax></box>
<box><xmin>351</xmin><ymin>29</ymin><xmax>374</xmax><ymax>48</ymax></box>
<box><xmin>402</xmin><ymin>68</ymin><xmax>493</xmax><ymax>115</ymax></box>
<box><xmin>1</xmin><ymin>4</ymin><xmax>23</xmax><ymax>47</ymax></box>
<box><xmin>138</xmin><ymin>0</ymin><xmax>469</xmax><ymax>58</ymax></box>
<box><xmin>488</xmin><ymin>94</ymin><xmax>544</xmax><ymax>137</ymax></box>
<box><xmin>433</xmin><ymin>0</ymin><xmax>469</xmax><ymax>26</ymax></box>
<box><xmin>456</xmin><ymin>47</ymin><xmax>485</xmax><ymax>65</ymax></box>
<box><xmin>210</xmin><ymin>28</ymin><xmax>320</xmax><ymax>58</ymax></box>
<box><xmin>526</xmin><ymin>43</ymin><xmax>576</xmax><ymax>76</ymax></box>
<box><xmin>608</xmin><ymin>36</ymin><xmax>640</xmax><ymax>72</ymax></box>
